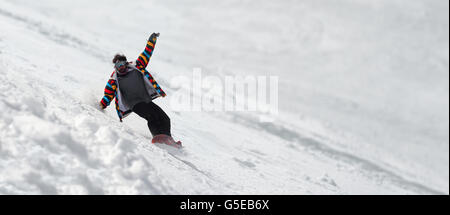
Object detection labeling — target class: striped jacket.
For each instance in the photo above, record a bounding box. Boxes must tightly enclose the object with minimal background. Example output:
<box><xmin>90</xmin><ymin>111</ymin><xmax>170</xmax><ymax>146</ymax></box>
<box><xmin>101</xmin><ymin>33</ymin><xmax>166</xmax><ymax>121</ymax></box>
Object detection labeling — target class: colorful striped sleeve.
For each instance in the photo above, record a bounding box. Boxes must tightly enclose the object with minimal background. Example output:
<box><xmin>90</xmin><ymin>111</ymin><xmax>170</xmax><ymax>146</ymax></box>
<box><xmin>101</xmin><ymin>77</ymin><xmax>117</xmax><ymax>107</ymax></box>
<box><xmin>136</xmin><ymin>33</ymin><xmax>158</xmax><ymax>69</ymax></box>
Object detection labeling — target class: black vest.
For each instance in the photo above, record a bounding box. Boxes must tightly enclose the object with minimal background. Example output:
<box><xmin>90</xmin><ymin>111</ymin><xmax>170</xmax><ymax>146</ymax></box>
<box><xmin>117</xmin><ymin>67</ymin><xmax>153</xmax><ymax>109</ymax></box>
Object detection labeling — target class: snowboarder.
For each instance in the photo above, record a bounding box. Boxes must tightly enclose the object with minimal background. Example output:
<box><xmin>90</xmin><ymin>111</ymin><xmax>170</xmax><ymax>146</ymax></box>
<box><xmin>99</xmin><ymin>33</ymin><xmax>181</xmax><ymax>147</ymax></box>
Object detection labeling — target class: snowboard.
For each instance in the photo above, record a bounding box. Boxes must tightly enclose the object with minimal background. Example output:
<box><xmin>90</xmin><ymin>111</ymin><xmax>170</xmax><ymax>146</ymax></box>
<box><xmin>152</xmin><ymin>134</ymin><xmax>182</xmax><ymax>148</ymax></box>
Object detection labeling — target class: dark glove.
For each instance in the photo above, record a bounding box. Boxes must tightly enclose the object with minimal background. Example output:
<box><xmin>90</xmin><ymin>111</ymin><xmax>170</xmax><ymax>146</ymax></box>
<box><xmin>99</xmin><ymin>102</ymin><xmax>106</xmax><ymax>110</ymax></box>
<box><xmin>150</xmin><ymin>32</ymin><xmax>160</xmax><ymax>40</ymax></box>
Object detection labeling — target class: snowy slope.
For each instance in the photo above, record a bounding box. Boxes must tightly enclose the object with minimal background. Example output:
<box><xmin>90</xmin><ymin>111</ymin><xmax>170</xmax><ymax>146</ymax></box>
<box><xmin>0</xmin><ymin>0</ymin><xmax>448</xmax><ymax>194</ymax></box>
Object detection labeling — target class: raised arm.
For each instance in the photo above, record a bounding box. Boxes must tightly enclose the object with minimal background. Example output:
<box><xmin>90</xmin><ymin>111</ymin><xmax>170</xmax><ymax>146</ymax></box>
<box><xmin>136</xmin><ymin>33</ymin><xmax>159</xmax><ymax>70</ymax></box>
<box><xmin>99</xmin><ymin>72</ymin><xmax>117</xmax><ymax>109</ymax></box>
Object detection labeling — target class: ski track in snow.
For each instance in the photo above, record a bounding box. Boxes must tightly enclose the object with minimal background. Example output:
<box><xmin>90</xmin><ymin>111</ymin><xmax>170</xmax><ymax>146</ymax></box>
<box><xmin>0</xmin><ymin>0</ymin><xmax>447</xmax><ymax>194</ymax></box>
<box><xmin>226</xmin><ymin>113</ymin><xmax>443</xmax><ymax>194</ymax></box>
<box><xmin>0</xmin><ymin>6</ymin><xmax>109</xmax><ymax>62</ymax></box>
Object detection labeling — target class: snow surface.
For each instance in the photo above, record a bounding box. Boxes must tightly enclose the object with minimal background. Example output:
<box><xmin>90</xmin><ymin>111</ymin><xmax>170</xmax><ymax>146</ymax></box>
<box><xmin>0</xmin><ymin>0</ymin><xmax>448</xmax><ymax>194</ymax></box>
